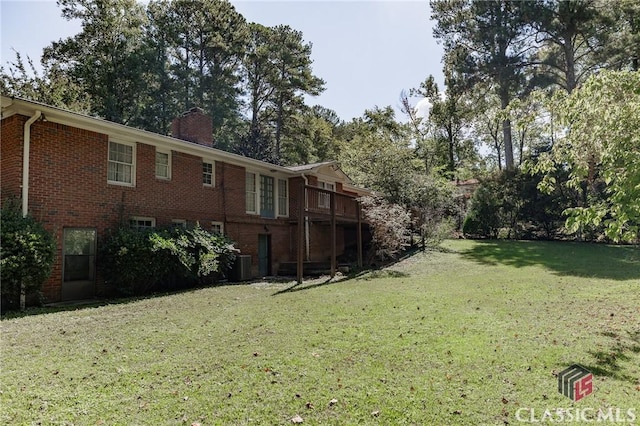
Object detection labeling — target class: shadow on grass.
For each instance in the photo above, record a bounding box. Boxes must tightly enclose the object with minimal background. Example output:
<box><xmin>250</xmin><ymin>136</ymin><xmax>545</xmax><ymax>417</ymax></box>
<box><xmin>272</xmin><ymin>248</ymin><xmax>419</xmax><ymax>296</ymax></box>
<box><xmin>271</xmin><ymin>274</ymin><xmax>355</xmax><ymax>296</ymax></box>
<box><xmin>583</xmin><ymin>331</ymin><xmax>640</xmax><ymax>384</ymax></box>
<box><xmin>271</xmin><ymin>269</ymin><xmax>411</xmax><ymax>296</ymax></box>
<box><xmin>5</xmin><ymin>249</ymin><xmax>425</xmax><ymax>316</ymax></box>
<box><xmin>0</xmin><ymin>284</ymin><xmax>225</xmax><ymax>320</ymax></box>
<box><xmin>458</xmin><ymin>240</ymin><xmax>640</xmax><ymax>281</ymax></box>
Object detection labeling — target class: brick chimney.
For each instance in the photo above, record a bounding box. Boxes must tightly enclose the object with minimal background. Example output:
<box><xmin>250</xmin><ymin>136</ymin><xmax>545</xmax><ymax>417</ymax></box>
<box><xmin>171</xmin><ymin>107</ymin><xmax>214</xmax><ymax>147</ymax></box>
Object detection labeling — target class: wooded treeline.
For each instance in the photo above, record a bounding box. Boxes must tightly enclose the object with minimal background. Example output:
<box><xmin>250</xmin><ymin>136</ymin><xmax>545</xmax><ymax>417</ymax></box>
<box><xmin>2</xmin><ymin>0</ymin><xmax>638</xmax><ymax>243</ymax></box>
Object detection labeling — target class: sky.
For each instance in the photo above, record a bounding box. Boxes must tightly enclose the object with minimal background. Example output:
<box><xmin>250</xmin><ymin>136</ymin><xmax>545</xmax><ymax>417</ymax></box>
<box><xmin>0</xmin><ymin>0</ymin><xmax>444</xmax><ymax>122</ymax></box>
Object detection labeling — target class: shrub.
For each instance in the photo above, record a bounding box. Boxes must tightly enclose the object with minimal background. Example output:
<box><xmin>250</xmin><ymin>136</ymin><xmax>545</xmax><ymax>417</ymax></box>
<box><xmin>359</xmin><ymin>195</ymin><xmax>411</xmax><ymax>262</ymax></box>
<box><xmin>99</xmin><ymin>224</ymin><xmax>238</xmax><ymax>296</ymax></box>
<box><xmin>463</xmin><ymin>170</ymin><xmax>579</xmax><ymax>240</ymax></box>
<box><xmin>0</xmin><ymin>202</ymin><xmax>55</xmax><ymax>309</ymax></box>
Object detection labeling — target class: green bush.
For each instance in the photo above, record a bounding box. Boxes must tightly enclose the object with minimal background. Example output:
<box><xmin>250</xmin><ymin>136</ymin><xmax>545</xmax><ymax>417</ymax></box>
<box><xmin>99</xmin><ymin>224</ymin><xmax>238</xmax><ymax>296</ymax></box>
<box><xmin>462</xmin><ymin>170</ymin><xmax>579</xmax><ymax>240</ymax></box>
<box><xmin>1</xmin><ymin>202</ymin><xmax>56</xmax><ymax>309</ymax></box>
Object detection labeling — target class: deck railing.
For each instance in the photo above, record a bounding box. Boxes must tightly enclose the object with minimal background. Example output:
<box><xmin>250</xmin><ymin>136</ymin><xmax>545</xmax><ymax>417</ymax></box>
<box><xmin>301</xmin><ymin>186</ymin><xmax>359</xmax><ymax>221</ymax></box>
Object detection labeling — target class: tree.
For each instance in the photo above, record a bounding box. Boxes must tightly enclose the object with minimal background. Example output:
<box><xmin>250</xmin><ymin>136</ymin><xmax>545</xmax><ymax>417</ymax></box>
<box><xmin>598</xmin><ymin>0</ymin><xmax>640</xmax><ymax>71</ymax></box>
<box><xmin>528</xmin><ymin>0</ymin><xmax>605</xmax><ymax>93</ymax></box>
<box><xmin>0</xmin><ymin>51</ymin><xmax>91</xmax><ymax>112</ymax></box>
<box><xmin>43</xmin><ymin>0</ymin><xmax>150</xmax><ymax>124</ymax></box>
<box><xmin>532</xmin><ymin>71</ymin><xmax>640</xmax><ymax>242</ymax></box>
<box><xmin>279</xmin><ymin>105</ymin><xmax>341</xmax><ymax>165</ymax></box>
<box><xmin>431</xmin><ymin>0</ymin><xmax>534</xmax><ymax>170</ymax></box>
<box><xmin>265</xmin><ymin>25</ymin><xmax>325</xmax><ymax>163</ymax></box>
<box><xmin>239</xmin><ymin>23</ymin><xmax>324</xmax><ymax>163</ymax></box>
<box><xmin>338</xmin><ymin>107</ymin><xmax>417</xmax><ymax>204</ymax></box>
<box><xmin>154</xmin><ymin>0</ymin><xmax>248</xmax><ymax>135</ymax></box>
<box><xmin>406</xmin><ymin>73</ymin><xmax>476</xmax><ymax>178</ymax></box>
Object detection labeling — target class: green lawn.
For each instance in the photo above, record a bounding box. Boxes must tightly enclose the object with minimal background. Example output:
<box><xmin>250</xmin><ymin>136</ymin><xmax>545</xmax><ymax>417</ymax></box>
<box><xmin>1</xmin><ymin>240</ymin><xmax>639</xmax><ymax>425</ymax></box>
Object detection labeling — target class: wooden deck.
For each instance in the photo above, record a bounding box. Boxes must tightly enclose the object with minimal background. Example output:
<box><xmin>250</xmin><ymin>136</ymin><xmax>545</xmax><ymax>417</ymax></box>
<box><xmin>291</xmin><ymin>186</ymin><xmax>364</xmax><ymax>282</ymax></box>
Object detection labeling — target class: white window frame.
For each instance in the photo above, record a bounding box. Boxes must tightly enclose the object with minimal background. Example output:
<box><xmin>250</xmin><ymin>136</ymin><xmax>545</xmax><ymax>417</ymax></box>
<box><xmin>277</xmin><ymin>178</ymin><xmax>289</xmax><ymax>217</ymax></box>
<box><xmin>129</xmin><ymin>216</ymin><xmax>155</xmax><ymax>230</ymax></box>
<box><xmin>155</xmin><ymin>149</ymin><xmax>171</xmax><ymax>180</ymax></box>
<box><xmin>246</xmin><ymin>170</ymin><xmax>289</xmax><ymax>218</ymax></box>
<box><xmin>203</xmin><ymin>161</ymin><xmax>214</xmax><ymax>186</ymax></box>
<box><xmin>108</xmin><ymin>141</ymin><xmax>135</xmax><ymax>186</ymax></box>
<box><xmin>246</xmin><ymin>171</ymin><xmax>257</xmax><ymax>214</ymax></box>
<box><xmin>211</xmin><ymin>221</ymin><xmax>224</xmax><ymax>234</ymax></box>
<box><xmin>171</xmin><ymin>219</ymin><xmax>187</xmax><ymax>228</ymax></box>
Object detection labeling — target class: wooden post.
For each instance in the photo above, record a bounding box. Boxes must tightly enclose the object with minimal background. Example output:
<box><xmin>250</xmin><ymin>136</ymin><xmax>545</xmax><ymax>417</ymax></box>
<box><xmin>356</xmin><ymin>201</ymin><xmax>363</xmax><ymax>268</ymax></box>
<box><xmin>297</xmin><ymin>184</ymin><xmax>305</xmax><ymax>284</ymax></box>
<box><xmin>331</xmin><ymin>191</ymin><xmax>336</xmax><ymax>278</ymax></box>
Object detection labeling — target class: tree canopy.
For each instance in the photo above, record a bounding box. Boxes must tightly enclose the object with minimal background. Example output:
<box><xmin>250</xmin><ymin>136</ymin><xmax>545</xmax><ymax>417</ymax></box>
<box><xmin>2</xmin><ymin>0</ymin><xmax>638</xmax><ymax>244</ymax></box>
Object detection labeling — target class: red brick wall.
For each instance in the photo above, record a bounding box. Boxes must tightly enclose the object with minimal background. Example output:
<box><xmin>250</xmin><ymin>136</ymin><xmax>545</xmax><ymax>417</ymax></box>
<box><xmin>2</xmin><ymin>114</ymin><xmax>360</xmax><ymax>302</ymax></box>
<box><xmin>3</xmin><ymin>115</ymin><xmax>307</xmax><ymax>302</ymax></box>
<box><xmin>0</xmin><ymin>115</ymin><xmax>25</xmax><ymax>205</ymax></box>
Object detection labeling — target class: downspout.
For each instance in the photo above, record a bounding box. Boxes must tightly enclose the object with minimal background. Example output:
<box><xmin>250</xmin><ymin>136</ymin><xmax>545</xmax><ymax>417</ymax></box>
<box><xmin>20</xmin><ymin>110</ymin><xmax>41</xmax><ymax>311</ymax></box>
<box><xmin>301</xmin><ymin>173</ymin><xmax>310</xmax><ymax>261</ymax></box>
<box><xmin>22</xmin><ymin>110</ymin><xmax>42</xmax><ymax>217</ymax></box>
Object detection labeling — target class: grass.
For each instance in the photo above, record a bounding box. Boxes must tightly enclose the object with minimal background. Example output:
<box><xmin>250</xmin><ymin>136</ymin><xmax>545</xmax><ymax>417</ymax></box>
<box><xmin>1</xmin><ymin>239</ymin><xmax>639</xmax><ymax>425</ymax></box>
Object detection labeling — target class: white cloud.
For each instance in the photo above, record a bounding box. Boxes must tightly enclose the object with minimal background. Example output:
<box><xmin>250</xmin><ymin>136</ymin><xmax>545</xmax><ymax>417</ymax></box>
<box><xmin>414</xmin><ymin>97</ymin><xmax>432</xmax><ymax>119</ymax></box>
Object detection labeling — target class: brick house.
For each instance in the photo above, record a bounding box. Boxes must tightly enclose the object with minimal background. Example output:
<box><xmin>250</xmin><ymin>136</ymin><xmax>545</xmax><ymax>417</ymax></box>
<box><xmin>1</xmin><ymin>96</ymin><xmax>370</xmax><ymax>302</ymax></box>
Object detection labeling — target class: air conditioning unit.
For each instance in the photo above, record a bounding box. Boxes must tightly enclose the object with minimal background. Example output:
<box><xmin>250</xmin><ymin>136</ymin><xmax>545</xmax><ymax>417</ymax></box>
<box><xmin>231</xmin><ymin>255</ymin><xmax>252</xmax><ymax>281</ymax></box>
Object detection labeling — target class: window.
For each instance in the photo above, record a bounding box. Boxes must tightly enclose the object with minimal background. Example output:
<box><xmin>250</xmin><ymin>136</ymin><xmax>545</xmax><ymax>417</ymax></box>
<box><xmin>278</xmin><ymin>179</ymin><xmax>288</xmax><ymax>217</ymax></box>
<box><xmin>203</xmin><ymin>161</ymin><xmax>214</xmax><ymax>186</ymax></box>
<box><xmin>108</xmin><ymin>141</ymin><xmax>134</xmax><ymax>185</ymax></box>
<box><xmin>246</xmin><ymin>172</ymin><xmax>257</xmax><ymax>213</ymax></box>
<box><xmin>156</xmin><ymin>150</ymin><xmax>170</xmax><ymax>179</ymax></box>
<box><xmin>260</xmin><ymin>175</ymin><xmax>275</xmax><ymax>218</ymax></box>
<box><xmin>171</xmin><ymin>219</ymin><xmax>187</xmax><ymax>228</ymax></box>
<box><xmin>129</xmin><ymin>216</ymin><xmax>155</xmax><ymax>230</ymax></box>
<box><xmin>318</xmin><ymin>181</ymin><xmax>334</xmax><ymax>209</ymax></box>
<box><xmin>211</xmin><ymin>221</ymin><xmax>224</xmax><ymax>234</ymax></box>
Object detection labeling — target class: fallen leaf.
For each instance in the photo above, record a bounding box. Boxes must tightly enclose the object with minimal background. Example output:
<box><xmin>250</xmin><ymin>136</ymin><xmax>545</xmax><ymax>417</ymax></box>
<box><xmin>305</xmin><ymin>402</ymin><xmax>314</xmax><ymax>409</ymax></box>
<box><xmin>502</xmin><ymin>397</ymin><xmax>508</xmax><ymax>404</ymax></box>
<box><xmin>371</xmin><ymin>410</ymin><xmax>380</xmax><ymax>417</ymax></box>
<box><xmin>329</xmin><ymin>398</ymin><xmax>338</xmax><ymax>406</ymax></box>
<box><xmin>291</xmin><ymin>414</ymin><xmax>304</xmax><ymax>423</ymax></box>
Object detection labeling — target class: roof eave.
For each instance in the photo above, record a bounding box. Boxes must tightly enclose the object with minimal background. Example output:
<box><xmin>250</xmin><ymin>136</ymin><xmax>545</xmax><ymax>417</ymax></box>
<box><xmin>1</xmin><ymin>96</ymin><xmax>296</xmax><ymax>175</ymax></box>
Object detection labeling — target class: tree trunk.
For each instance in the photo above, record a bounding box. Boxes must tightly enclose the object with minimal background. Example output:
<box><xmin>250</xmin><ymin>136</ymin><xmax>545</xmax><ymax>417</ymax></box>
<box><xmin>563</xmin><ymin>32</ymin><xmax>577</xmax><ymax>93</ymax></box>
<box><xmin>20</xmin><ymin>280</ymin><xmax>26</xmax><ymax>311</ymax></box>
<box><xmin>500</xmin><ymin>90</ymin><xmax>514</xmax><ymax>170</ymax></box>
<box><xmin>447</xmin><ymin>121</ymin><xmax>455</xmax><ymax>175</ymax></box>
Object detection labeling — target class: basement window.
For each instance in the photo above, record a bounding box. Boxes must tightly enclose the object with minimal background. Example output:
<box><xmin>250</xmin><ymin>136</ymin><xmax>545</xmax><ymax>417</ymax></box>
<box><xmin>211</xmin><ymin>221</ymin><xmax>224</xmax><ymax>234</ymax></box>
<box><xmin>129</xmin><ymin>216</ymin><xmax>155</xmax><ymax>231</ymax></box>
